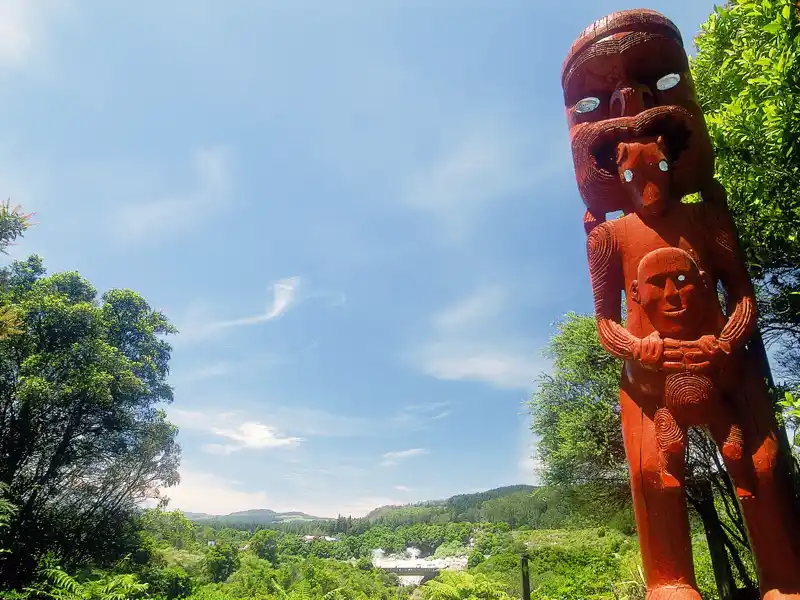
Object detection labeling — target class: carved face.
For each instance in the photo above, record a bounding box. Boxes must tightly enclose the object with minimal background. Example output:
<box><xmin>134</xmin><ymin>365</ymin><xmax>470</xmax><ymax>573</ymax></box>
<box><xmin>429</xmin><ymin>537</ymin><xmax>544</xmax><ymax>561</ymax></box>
<box><xmin>631</xmin><ymin>247</ymin><xmax>709</xmax><ymax>337</ymax></box>
<box><xmin>562</xmin><ymin>10</ymin><xmax>715</xmax><ymax>217</ymax></box>
<box><xmin>616</xmin><ymin>137</ymin><xmax>671</xmax><ymax>217</ymax></box>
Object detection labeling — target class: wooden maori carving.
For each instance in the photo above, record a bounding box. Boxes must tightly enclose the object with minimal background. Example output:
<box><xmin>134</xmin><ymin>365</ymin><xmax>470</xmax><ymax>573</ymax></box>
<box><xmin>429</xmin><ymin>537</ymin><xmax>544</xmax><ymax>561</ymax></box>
<box><xmin>562</xmin><ymin>10</ymin><xmax>800</xmax><ymax>600</ymax></box>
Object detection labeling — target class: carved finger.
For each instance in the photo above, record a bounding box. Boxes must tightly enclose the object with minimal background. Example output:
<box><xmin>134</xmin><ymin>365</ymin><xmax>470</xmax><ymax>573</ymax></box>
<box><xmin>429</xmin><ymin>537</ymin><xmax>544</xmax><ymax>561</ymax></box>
<box><xmin>663</xmin><ymin>350</ymin><xmax>685</xmax><ymax>361</ymax></box>
<box><xmin>662</xmin><ymin>361</ymin><xmax>686</xmax><ymax>371</ymax></box>
<box><xmin>686</xmin><ymin>361</ymin><xmax>712</xmax><ymax>372</ymax></box>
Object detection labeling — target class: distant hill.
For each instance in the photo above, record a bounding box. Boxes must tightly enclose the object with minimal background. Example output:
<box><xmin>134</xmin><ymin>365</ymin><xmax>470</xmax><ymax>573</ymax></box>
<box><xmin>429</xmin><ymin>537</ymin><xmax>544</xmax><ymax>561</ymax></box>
<box><xmin>363</xmin><ymin>485</ymin><xmax>538</xmax><ymax>522</ymax></box>
<box><xmin>181</xmin><ymin>484</ymin><xmax>538</xmax><ymax>527</ymax></box>
<box><xmin>184</xmin><ymin>508</ymin><xmax>329</xmax><ymax>526</ymax></box>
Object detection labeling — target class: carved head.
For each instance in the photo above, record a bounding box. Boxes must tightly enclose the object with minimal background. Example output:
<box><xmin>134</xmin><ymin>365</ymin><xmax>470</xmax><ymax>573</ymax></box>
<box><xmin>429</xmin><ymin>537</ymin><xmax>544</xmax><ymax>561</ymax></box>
<box><xmin>630</xmin><ymin>247</ymin><xmax>711</xmax><ymax>337</ymax></box>
<box><xmin>562</xmin><ymin>10</ymin><xmax>715</xmax><ymax>217</ymax></box>
<box><xmin>616</xmin><ymin>136</ymin><xmax>671</xmax><ymax>217</ymax></box>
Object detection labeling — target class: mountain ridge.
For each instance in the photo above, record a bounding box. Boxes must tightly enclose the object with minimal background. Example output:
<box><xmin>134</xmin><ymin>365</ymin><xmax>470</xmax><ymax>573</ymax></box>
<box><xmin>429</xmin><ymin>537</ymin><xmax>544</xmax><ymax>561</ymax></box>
<box><xmin>180</xmin><ymin>484</ymin><xmax>538</xmax><ymax>526</ymax></box>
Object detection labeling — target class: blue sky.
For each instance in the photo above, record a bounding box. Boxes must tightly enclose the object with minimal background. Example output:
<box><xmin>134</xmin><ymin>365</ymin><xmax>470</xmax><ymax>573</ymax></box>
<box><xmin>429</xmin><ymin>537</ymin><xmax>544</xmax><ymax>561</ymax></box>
<box><xmin>3</xmin><ymin>0</ymin><xmax>719</xmax><ymax>517</ymax></box>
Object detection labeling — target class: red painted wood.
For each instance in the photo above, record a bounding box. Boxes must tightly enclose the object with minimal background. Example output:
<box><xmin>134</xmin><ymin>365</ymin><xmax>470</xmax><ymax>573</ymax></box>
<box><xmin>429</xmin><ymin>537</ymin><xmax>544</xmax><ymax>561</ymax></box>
<box><xmin>562</xmin><ymin>10</ymin><xmax>800</xmax><ymax>600</ymax></box>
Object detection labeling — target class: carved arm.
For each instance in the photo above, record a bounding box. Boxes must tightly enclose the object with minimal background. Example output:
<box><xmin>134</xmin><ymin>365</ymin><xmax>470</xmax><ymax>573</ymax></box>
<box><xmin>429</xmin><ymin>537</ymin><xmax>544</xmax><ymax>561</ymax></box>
<box><xmin>705</xmin><ymin>202</ymin><xmax>758</xmax><ymax>352</ymax></box>
<box><xmin>586</xmin><ymin>222</ymin><xmax>642</xmax><ymax>361</ymax></box>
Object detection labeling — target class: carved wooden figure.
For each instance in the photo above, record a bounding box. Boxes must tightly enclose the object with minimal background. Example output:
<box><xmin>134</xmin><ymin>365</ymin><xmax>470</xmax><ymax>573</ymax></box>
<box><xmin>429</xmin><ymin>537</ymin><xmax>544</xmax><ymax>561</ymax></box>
<box><xmin>562</xmin><ymin>10</ymin><xmax>800</xmax><ymax>600</ymax></box>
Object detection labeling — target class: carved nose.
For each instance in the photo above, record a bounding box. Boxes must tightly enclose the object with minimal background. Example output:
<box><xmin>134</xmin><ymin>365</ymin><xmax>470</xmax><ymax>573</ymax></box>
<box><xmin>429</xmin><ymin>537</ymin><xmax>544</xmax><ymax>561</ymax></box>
<box><xmin>664</xmin><ymin>278</ymin><xmax>680</xmax><ymax>301</ymax></box>
<box><xmin>610</xmin><ymin>84</ymin><xmax>654</xmax><ymax>117</ymax></box>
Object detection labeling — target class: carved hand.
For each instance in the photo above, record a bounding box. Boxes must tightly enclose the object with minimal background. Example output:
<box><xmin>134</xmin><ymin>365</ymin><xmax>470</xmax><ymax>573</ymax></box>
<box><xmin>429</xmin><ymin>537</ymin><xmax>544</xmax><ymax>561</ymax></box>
<box><xmin>633</xmin><ymin>332</ymin><xmax>664</xmax><ymax>370</ymax></box>
<box><xmin>662</xmin><ymin>335</ymin><xmax>732</xmax><ymax>372</ymax></box>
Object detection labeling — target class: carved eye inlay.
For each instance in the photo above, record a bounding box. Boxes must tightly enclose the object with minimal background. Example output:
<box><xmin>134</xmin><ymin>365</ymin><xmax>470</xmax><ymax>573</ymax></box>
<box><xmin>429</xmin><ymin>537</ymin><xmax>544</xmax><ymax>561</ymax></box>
<box><xmin>623</xmin><ymin>169</ymin><xmax>634</xmax><ymax>183</ymax></box>
<box><xmin>677</xmin><ymin>274</ymin><xmax>686</xmax><ymax>282</ymax></box>
<box><xmin>657</xmin><ymin>73</ymin><xmax>681</xmax><ymax>91</ymax></box>
<box><xmin>575</xmin><ymin>97</ymin><xmax>600</xmax><ymax>114</ymax></box>
<box><xmin>659</xmin><ymin>160</ymin><xmax>669</xmax><ymax>172</ymax></box>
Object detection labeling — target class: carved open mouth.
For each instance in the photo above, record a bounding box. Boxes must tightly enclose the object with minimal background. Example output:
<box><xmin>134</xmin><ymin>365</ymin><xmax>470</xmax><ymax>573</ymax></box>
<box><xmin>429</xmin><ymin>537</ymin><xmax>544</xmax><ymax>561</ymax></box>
<box><xmin>586</xmin><ymin>108</ymin><xmax>693</xmax><ymax>176</ymax></box>
<box><xmin>662</xmin><ymin>308</ymin><xmax>687</xmax><ymax>317</ymax></box>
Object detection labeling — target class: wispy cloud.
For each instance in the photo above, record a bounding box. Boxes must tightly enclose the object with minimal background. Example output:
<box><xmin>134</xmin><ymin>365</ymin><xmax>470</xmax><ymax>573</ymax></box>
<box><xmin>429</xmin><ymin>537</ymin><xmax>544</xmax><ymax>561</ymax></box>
<box><xmin>169</xmin><ymin>408</ymin><xmax>303</xmax><ymax>454</ymax></box>
<box><xmin>393</xmin><ymin>485</ymin><xmax>412</xmax><ymax>492</ymax></box>
<box><xmin>173</xmin><ymin>276</ymin><xmax>301</xmax><ymax>344</ymax></box>
<box><xmin>171</xmin><ymin>354</ymin><xmax>287</xmax><ymax>386</ymax></box>
<box><xmin>160</xmin><ymin>468</ymin><xmax>273</xmax><ymax>515</ymax></box>
<box><xmin>170</xmin><ymin>401</ymin><xmax>450</xmax><ymax>448</ymax></box>
<box><xmin>391</xmin><ymin>402</ymin><xmax>452</xmax><ymax>429</ymax></box>
<box><xmin>110</xmin><ymin>146</ymin><xmax>231</xmax><ymax>243</ymax></box>
<box><xmin>408</xmin><ymin>286</ymin><xmax>548</xmax><ymax>391</ymax></box>
<box><xmin>404</xmin><ymin>126</ymin><xmax>562</xmax><ymax>242</ymax></box>
<box><xmin>0</xmin><ymin>0</ymin><xmax>67</xmax><ymax>69</ymax></box>
<box><xmin>380</xmin><ymin>448</ymin><xmax>429</xmax><ymax>467</ymax></box>
<box><xmin>160</xmin><ymin>466</ymin><xmax>401</xmax><ymax>518</ymax></box>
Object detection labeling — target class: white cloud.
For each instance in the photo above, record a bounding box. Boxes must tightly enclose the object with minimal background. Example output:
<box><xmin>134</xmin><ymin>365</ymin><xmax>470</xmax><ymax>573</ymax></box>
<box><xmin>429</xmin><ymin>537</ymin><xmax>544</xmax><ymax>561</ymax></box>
<box><xmin>160</xmin><ymin>467</ymin><xmax>403</xmax><ymax>518</ymax></box>
<box><xmin>160</xmin><ymin>468</ymin><xmax>274</xmax><ymax>515</ymax></box>
<box><xmin>170</xmin><ymin>402</ymin><xmax>448</xmax><ymax>447</ymax></box>
<box><xmin>0</xmin><ymin>0</ymin><xmax>67</xmax><ymax>68</ymax></box>
<box><xmin>171</xmin><ymin>354</ymin><xmax>286</xmax><ymax>386</ymax></box>
<box><xmin>380</xmin><ymin>448</ymin><xmax>429</xmax><ymax>467</ymax></box>
<box><xmin>409</xmin><ymin>286</ymin><xmax>548</xmax><ymax>391</ymax></box>
<box><xmin>169</xmin><ymin>408</ymin><xmax>303</xmax><ymax>454</ymax></box>
<box><xmin>390</xmin><ymin>402</ymin><xmax>452</xmax><ymax>429</ymax></box>
<box><xmin>173</xmin><ymin>276</ymin><xmax>301</xmax><ymax>344</ymax></box>
<box><xmin>393</xmin><ymin>485</ymin><xmax>411</xmax><ymax>492</ymax></box>
<box><xmin>110</xmin><ymin>146</ymin><xmax>231</xmax><ymax>243</ymax></box>
<box><xmin>404</xmin><ymin>127</ymin><xmax>562</xmax><ymax>241</ymax></box>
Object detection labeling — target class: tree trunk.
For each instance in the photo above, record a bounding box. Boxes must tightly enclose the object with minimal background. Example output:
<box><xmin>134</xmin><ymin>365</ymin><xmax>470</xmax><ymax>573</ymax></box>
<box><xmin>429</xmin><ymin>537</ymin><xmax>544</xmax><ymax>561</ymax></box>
<box><xmin>689</xmin><ymin>478</ymin><xmax>735</xmax><ymax>600</ymax></box>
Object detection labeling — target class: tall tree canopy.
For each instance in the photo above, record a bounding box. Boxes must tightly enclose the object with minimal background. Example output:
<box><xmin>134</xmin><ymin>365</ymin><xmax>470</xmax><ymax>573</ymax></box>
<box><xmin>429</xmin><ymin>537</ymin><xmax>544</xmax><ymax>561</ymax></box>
<box><xmin>0</xmin><ymin>254</ymin><xmax>180</xmax><ymax>586</ymax></box>
<box><xmin>690</xmin><ymin>0</ymin><xmax>800</xmax><ymax>386</ymax></box>
<box><xmin>529</xmin><ymin>313</ymin><xmax>625</xmax><ymax>487</ymax></box>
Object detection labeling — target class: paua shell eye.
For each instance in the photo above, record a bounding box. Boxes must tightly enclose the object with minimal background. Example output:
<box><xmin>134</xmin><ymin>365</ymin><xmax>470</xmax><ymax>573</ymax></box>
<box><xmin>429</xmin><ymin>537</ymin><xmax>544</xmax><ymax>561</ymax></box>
<box><xmin>677</xmin><ymin>274</ymin><xmax>686</xmax><ymax>282</ymax></box>
<box><xmin>659</xmin><ymin>160</ymin><xmax>669</xmax><ymax>172</ymax></box>
<box><xmin>575</xmin><ymin>97</ymin><xmax>600</xmax><ymax>114</ymax></box>
<box><xmin>657</xmin><ymin>73</ymin><xmax>681</xmax><ymax>91</ymax></box>
<box><xmin>623</xmin><ymin>170</ymin><xmax>634</xmax><ymax>183</ymax></box>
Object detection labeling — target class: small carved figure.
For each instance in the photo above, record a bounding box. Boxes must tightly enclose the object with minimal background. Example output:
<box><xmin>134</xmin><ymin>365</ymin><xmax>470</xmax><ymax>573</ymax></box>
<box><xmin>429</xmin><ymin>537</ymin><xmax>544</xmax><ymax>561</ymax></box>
<box><xmin>630</xmin><ymin>244</ymin><xmax>753</xmax><ymax>497</ymax></box>
<box><xmin>563</xmin><ymin>10</ymin><xmax>800</xmax><ymax>599</ymax></box>
<box><xmin>615</xmin><ymin>139</ymin><xmax>753</xmax><ymax>494</ymax></box>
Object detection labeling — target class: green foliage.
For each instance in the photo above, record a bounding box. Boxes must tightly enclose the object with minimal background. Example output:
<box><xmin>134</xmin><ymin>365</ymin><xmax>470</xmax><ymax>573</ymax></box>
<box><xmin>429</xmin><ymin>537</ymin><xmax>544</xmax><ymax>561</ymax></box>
<box><xmin>142</xmin><ymin>566</ymin><xmax>194</xmax><ymax>600</ymax></box>
<box><xmin>249</xmin><ymin>529</ymin><xmax>280</xmax><ymax>564</ymax></box>
<box><xmin>529</xmin><ymin>313</ymin><xmax>626</xmax><ymax>486</ymax></box>
<box><xmin>466</xmin><ymin>550</ymin><xmax>484</xmax><ymax>569</ymax></box>
<box><xmin>692</xmin><ymin>0</ymin><xmax>800</xmax><ymax>383</ymax></box>
<box><xmin>142</xmin><ymin>510</ymin><xmax>198</xmax><ymax>551</ymax></box>
<box><xmin>188</xmin><ymin>556</ymin><xmax>408</xmax><ymax>600</ymax></box>
<box><xmin>25</xmin><ymin>567</ymin><xmax>150</xmax><ymax>600</ymax></box>
<box><xmin>204</xmin><ymin>544</ymin><xmax>240</xmax><ymax>583</ymax></box>
<box><xmin>419</xmin><ymin>571</ymin><xmax>513</xmax><ymax>600</ymax></box>
<box><xmin>0</xmin><ymin>201</ymin><xmax>33</xmax><ymax>255</ymax></box>
<box><xmin>433</xmin><ymin>540</ymin><xmax>467</xmax><ymax>558</ymax></box>
<box><xmin>0</xmin><ymin>257</ymin><xmax>180</xmax><ymax>587</ymax></box>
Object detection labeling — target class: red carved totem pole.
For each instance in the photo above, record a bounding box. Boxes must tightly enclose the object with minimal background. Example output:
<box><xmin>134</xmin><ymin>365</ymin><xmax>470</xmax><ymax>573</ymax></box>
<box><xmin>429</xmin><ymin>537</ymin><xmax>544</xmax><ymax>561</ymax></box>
<box><xmin>562</xmin><ymin>10</ymin><xmax>800</xmax><ymax>600</ymax></box>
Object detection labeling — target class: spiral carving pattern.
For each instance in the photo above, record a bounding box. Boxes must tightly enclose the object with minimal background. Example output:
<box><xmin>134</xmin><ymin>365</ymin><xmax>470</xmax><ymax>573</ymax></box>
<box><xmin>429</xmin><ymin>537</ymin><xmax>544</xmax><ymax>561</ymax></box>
<box><xmin>655</xmin><ymin>407</ymin><xmax>684</xmax><ymax>455</ymax></box>
<box><xmin>664</xmin><ymin>372</ymin><xmax>713</xmax><ymax>410</ymax></box>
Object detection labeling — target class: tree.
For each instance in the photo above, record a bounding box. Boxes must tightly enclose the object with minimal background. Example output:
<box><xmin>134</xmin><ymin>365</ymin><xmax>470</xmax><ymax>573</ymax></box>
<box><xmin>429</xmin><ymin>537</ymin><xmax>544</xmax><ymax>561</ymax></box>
<box><xmin>419</xmin><ymin>571</ymin><xmax>513</xmax><ymax>600</ymax></box>
<box><xmin>204</xmin><ymin>542</ymin><xmax>240</xmax><ymax>583</ymax></box>
<box><xmin>0</xmin><ymin>255</ymin><xmax>180</xmax><ymax>587</ymax></box>
<box><xmin>25</xmin><ymin>566</ymin><xmax>150</xmax><ymax>600</ymax></box>
<box><xmin>691</xmin><ymin>0</ymin><xmax>800</xmax><ymax>387</ymax></box>
<box><xmin>141</xmin><ymin>509</ymin><xmax>196</xmax><ymax>550</ymax></box>
<box><xmin>467</xmin><ymin>550</ymin><xmax>485</xmax><ymax>569</ymax></box>
<box><xmin>0</xmin><ymin>201</ymin><xmax>34</xmax><ymax>341</ymax></box>
<box><xmin>249</xmin><ymin>529</ymin><xmax>280</xmax><ymax>564</ymax></box>
<box><xmin>529</xmin><ymin>312</ymin><xmax>626</xmax><ymax>487</ymax></box>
